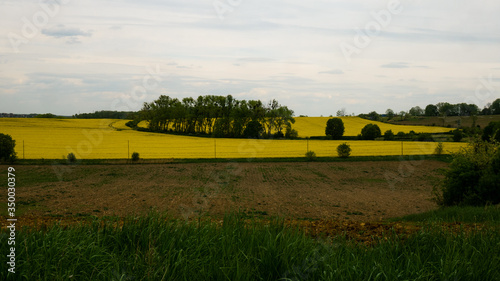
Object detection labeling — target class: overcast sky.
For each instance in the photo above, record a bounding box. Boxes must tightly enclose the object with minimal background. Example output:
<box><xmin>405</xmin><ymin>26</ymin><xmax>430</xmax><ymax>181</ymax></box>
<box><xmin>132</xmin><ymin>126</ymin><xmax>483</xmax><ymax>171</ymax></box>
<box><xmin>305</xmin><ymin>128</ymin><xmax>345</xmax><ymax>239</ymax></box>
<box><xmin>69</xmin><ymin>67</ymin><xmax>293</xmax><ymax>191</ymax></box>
<box><xmin>1</xmin><ymin>0</ymin><xmax>499</xmax><ymax>116</ymax></box>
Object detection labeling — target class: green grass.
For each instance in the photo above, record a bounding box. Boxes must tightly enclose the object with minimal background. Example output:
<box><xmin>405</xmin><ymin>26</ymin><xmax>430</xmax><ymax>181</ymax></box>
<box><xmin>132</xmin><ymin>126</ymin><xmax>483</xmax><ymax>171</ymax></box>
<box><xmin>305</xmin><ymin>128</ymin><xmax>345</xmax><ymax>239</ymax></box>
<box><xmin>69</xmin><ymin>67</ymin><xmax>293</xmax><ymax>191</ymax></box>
<box><xmin>1</xmin><ymin>211</ymin><xmax>500</xmax><ymax>280</ymax></box>
<box><xmin>393</xmin><ymin>205</ymin><xmax>500</xmax><ymax>225</ymax></box>
<box><xmin>3</xmin><ymin>154</ymin><xmax>453</xmax><ymax>166</ymax></box>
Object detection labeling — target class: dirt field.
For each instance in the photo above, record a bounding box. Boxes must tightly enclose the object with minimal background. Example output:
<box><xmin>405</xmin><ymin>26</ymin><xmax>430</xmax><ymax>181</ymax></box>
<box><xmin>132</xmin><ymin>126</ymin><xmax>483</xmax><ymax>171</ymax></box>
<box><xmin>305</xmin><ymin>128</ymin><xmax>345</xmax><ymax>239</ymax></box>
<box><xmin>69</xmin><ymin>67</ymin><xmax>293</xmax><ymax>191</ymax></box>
<box><xmin>1</xmin><ymin>159</ymin><xmax>448</xmax><ymax>222</ymax></box>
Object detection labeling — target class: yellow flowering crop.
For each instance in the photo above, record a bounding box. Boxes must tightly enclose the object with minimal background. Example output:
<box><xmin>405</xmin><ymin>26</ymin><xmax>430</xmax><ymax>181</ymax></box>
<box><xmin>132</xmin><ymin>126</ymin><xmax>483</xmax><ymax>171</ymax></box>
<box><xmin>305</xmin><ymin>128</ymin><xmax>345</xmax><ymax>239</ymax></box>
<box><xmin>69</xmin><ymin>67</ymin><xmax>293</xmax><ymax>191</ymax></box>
<box><xmin>293</xmin><ymin>117</ymin><xmax>453</xmax><ymax>137</ymax></box>
<box><xmin>0</xmin><ymin>118</ymin><xmax>464</xmax><ymax>159</ymax></box>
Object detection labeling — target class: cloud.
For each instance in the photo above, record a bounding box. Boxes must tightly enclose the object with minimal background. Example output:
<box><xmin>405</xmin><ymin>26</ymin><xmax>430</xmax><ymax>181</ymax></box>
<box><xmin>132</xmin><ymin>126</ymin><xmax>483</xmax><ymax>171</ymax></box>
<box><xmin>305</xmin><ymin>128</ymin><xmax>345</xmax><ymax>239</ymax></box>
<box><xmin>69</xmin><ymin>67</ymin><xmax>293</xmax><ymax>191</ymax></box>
<box><xmin>319</xmin><ymin>69</ymin><xmax>344</xmax><ymax>75</ymax></box>
<box><xmin>381</xmin><ymin>62</ymin><xmax>410</xmax><ymax>69</ymax></box>
<box><xmin>41</xmin><ymin>24</ymin><xmax>92</xmax><ymax>38</ymax></box>
<box><xmin>237</xmin><ymin>57</ymin><xmax>275</xmax><ymax>62</ymax></box>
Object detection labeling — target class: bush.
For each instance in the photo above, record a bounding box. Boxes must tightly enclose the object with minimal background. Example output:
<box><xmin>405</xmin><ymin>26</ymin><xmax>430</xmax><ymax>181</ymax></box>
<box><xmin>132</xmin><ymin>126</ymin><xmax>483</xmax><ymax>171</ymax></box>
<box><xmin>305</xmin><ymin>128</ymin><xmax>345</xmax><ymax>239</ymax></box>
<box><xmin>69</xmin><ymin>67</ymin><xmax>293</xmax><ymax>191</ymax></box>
<box><xmin>337</xmin><ymin>143</ymin><xmax>351</xmax><ymax>158</ymax></box>
<box><xmin>325</xmin><ymin>118</ymin><xmax>344</xmax><ymax>140</ymax></box>
<box><xmin>0</xmin><ymin>133</ymin><xmax>17</xmax><ymax>162</ymax></box>
<box><xmin>383</xmin><ymin>130</ymin><xmax>395</xmax><ymax>140</ymax></box>
<box><xmin>305</xmin><ymin>151</ymin><xmax>316</xmax><ymax>161</ymax></box>
<box><xmin>482</xmin><ymin>121</ymin><xmax>500</xmax><ymax>142</ymax></box>
<box><xmin>360</xmin><ymin>124</ymin><xmax>381</xmax><ymax>140</ymax></box>
<box><xmin>437</xmin><ymin>138</ymin><xmax>500</xmax><ymax>206</ymax></box>
<box><xmin>453</xmin><ymin>129</ymin><xmax>463</xmax><ymax>142</ymax></box>
<box><xmin>434</xmin><ymin>142</ymin><xmax>444</xmax><ymax>155</ymax></box>
<box><xmin>67</xmin><ymin>152</ymin><xmax>77</xmax><ymax>163</ymax></box>
<box><xmin>131</xmin><ymin>152</ymin><xmax>140</xmax><ymax>162</ymax></box>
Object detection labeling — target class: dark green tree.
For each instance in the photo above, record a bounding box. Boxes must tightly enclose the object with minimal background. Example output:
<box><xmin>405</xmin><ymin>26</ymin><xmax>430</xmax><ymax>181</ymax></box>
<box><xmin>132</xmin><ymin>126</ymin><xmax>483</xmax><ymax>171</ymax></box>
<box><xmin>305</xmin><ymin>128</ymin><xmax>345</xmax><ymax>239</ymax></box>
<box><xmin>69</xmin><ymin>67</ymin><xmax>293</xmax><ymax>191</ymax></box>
<box><xmin>424</xmin><ymin>104</ymin><xmax>439</xmax><ymax>116</ymax></box>
<box><xmin>482</xmin><ymin>121</ymin><xmax>500</xmax><ymax>142</ymax></box>
<box><xmin>325</xmin><ymin>118</ymin><xmax>345</xmax><ymax>140</ymax></box>
<box><xmin>0</xmin><ymin>133</ymin><xmax>16</xmax><ymax>162</ymax></box>
<box><xmin>383</xmin><ymin>130</ymin><xmax>395</xmax><ymax>140</ymax></box>
<box><xmin>360</xmin><ymin>124</ymin><xmax>382</xmax><ymax>140</ymax></box>
<box><xmin>243</xmin><ymin>120</ymin><xmax>264</xmax><ymax>139</ymax></box>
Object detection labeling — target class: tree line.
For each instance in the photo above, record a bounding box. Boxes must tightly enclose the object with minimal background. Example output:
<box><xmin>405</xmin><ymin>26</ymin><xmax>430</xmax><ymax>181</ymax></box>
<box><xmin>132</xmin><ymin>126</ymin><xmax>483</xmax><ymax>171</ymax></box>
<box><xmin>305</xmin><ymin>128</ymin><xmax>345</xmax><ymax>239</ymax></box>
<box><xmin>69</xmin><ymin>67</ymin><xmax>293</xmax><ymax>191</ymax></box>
<box><xmin>136</xmin><ymin>95</ymin><xmax>297</xmax><ymax>139</ymax></box>
<box><xmin>360</xmin><ymin>98</ymin><xmax>500</xmax><ymax>121</ymax></box>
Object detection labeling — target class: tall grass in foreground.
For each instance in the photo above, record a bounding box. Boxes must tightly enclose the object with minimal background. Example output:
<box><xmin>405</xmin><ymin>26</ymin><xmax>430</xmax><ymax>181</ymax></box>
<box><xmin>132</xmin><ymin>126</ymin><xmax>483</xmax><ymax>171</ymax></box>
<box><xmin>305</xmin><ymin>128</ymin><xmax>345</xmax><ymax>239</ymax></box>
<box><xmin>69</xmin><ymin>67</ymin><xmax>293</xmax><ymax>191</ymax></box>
<box><xmin>1</xmin><ymin>212</ymin><xmax>499</xmax><ymax>280</ymax></box>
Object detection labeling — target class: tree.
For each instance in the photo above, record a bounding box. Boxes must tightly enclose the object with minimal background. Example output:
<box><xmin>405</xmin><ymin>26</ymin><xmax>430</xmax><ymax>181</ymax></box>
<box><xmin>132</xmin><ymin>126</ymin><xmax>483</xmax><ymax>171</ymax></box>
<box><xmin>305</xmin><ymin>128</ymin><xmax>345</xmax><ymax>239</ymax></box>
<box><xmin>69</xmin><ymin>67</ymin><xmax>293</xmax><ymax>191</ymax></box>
<box><xmin>325</xmin><ymin>118</ymin><xmax>345</xmax><ymax>140</ymax></box>
<box><xmin>453</xmin><ymin>129</ymin><xmax>463</xmax><ymax>142</ymax></box>
<box><xmin>383</xmin><ymin>130</ymin><xmax>395</xmax><ymax>140</ymax></box>
<box><xmin>409</xmin><ymin>106</ymin><xmax>424</xmax><ymax>117</ymax></box>
<box><xmin>491</xmin><ymin>98</ymin><xmax>500</xmax><ymax>115</ymax></box>
<box><xmin>360</xmin><ymin>124</ymin><xmax>382</xmax><ymax>140</ymax></box>
<box><xmin>367</xmin><ymin>111</ymin><xmax>380</xmax><ymax>121</ymax></box>
<box><xmin>337</xmin><ymin>143</ymin><xmax>351</xmax><ymax>158</ymax></box>
<box><xmin>336</xmin><ymin>108</ymin><xmax>346</xmax><ymax>117</ymax></box>
<box><xmin>425</xmin><ymin>104</ymin><xmax>439</xmax><ymax>116</ymax></box>
<box><xmin>385</xmin><ymin>109</ymin><xmax>395</xmax><ymax>120</ymax></box>
<box><xmin>0</xmin><ymin>133</ymin><xmax>16</xmax><ymax>162</ymax></box>
<box><xmin>437</xmin><ymin>139</ymin><xmax>500</xmax><ymax>206</ymax></box>
<box><xmin>482</xmin><ymin>121</ymin><xmax>500</xmax><ymax>142</ymax></box>
<box><xmin>243</xmin><ymin>120</ymin><xmax>263</xmax><ymax>139</ymax></box>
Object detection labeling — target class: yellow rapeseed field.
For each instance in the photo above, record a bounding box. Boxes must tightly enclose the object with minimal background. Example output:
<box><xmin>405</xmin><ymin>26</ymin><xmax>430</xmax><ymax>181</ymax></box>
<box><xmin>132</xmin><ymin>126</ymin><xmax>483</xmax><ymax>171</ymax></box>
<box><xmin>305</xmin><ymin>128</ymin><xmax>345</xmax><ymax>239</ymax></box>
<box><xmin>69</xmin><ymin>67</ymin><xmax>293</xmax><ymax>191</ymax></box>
<box><xmin>293</xmin><ymin>117</ymin><xmax>454</xmax><ymax>137</ymax></box>
<box><xmin>0</xmin><ymin>118</ymin><xmax>465</xmax><ymax>159</ymax></box>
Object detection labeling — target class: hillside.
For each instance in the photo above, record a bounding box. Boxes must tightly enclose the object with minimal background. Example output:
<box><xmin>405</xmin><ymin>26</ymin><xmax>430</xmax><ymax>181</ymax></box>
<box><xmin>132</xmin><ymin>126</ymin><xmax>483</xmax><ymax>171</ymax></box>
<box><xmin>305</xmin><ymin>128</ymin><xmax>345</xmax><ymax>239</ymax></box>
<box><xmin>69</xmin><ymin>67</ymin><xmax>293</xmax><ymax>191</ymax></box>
<box><xmin>293</xmin><ymin>117</ymin><xmax>453</xmax><ymax>137</ymax></box>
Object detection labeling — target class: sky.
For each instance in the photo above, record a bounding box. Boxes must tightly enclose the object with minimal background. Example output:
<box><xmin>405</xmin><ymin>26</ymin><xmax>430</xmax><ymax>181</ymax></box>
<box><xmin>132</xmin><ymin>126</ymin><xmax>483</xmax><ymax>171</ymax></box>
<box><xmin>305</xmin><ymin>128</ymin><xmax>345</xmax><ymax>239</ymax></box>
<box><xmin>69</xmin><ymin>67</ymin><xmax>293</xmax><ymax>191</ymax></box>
<box><xmin>1</xmin><ymin>0</ymin><xmax>500</xmax><ymax>117</ymax></box>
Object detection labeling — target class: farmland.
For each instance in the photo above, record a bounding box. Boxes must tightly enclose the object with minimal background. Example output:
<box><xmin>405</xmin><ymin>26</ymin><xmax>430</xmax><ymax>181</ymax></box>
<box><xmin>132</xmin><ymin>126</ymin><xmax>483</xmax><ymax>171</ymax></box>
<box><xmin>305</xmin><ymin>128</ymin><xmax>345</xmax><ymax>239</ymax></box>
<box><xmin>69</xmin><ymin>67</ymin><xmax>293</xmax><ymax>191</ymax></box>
<box><xmin>2</xmin><ymin>117</ymin><xmax>497</xmax><ymax>280</ymax></box>
<box><xmin>0</xmin><ymin>117</ymin><xmax>464</xmax><ymax>159</ymax></box>
<box><xmin>1</xmin><ymin>161</ymin><xmax>500</xmax><ymax>280</ymax></box>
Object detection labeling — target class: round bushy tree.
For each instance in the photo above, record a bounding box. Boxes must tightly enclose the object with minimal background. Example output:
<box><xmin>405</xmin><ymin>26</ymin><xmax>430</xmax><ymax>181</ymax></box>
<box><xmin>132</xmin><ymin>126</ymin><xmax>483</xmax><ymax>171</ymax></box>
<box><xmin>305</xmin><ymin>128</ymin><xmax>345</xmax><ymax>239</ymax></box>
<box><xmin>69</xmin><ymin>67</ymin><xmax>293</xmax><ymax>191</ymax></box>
<box><xmin>360</xmin><ymin>124</ymin><xmax>381</xmax><ymax>140</ymax></box>
<box><xmin>383</xmin><ymin>130</ymin><xmax>395</xmax><ymax>140</ymax></box>
<box><xmin>337</xmin><ymin>143</ymin><xmax>351</xmax><ymax>158</ymax></box>
<box><xmin>0</xmin><ymin>133</ymin><xmax>17</xmax><ymax>162</ymax></box>
<box><xmin>482</xmin><ymin>121</ymin><xmax>500</xmax><ymax>142</ymax></box>
<box><xmin>325</xmin><ymin>118</ymin><xmax>345</xmax><ymax>140</ymax></box>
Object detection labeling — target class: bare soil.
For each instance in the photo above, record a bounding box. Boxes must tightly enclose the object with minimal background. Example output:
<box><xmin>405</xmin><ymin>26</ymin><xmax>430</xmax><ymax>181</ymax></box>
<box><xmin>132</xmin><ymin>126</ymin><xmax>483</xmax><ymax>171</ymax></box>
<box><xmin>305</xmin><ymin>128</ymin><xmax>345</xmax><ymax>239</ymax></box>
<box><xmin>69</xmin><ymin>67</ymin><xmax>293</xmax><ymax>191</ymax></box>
<box><xmin>2</xmin><ymin>160</ymin><xmax>447</xmax><ymax>222</ymax></box>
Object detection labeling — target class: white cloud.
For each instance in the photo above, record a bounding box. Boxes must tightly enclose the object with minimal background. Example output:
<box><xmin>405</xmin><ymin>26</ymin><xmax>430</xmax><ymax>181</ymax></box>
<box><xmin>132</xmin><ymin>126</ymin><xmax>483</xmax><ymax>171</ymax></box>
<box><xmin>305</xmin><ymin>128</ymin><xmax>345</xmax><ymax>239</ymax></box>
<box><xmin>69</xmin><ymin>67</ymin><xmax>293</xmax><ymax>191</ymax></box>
<box><xmin>0</xmin><ymin>0</ymin><xmax>499</xmax><ymax>115</ymax></box>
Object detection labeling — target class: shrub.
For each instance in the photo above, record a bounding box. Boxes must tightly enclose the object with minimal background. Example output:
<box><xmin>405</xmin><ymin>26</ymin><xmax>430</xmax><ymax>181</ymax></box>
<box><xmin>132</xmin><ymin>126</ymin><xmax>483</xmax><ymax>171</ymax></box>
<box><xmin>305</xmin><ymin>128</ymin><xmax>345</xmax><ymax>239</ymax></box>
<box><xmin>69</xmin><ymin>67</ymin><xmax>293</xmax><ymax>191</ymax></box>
<box><xmin>360</xmin><ymin>124</ymin><xmax>381</xmax><ymax>140</ymax></box>
<box><xmin>434</xmin><ymin>142</ymin><xmax>444</xmax><ymax>155</ymax></box>
<box><xmin>131</xmin><ymin>152</ymin><xmax>140</xmax><ymax>162</ymax></box>
<box><xmin>325</xmin><ymin>118</ymin><xmax>345</xmax><ymax>140</ymax></box>
<box><xmin>482</xmin><ymin>121</ymin><xmax>500</xmax><ymax>142</ymax></box>
<box><xmin>437</xmin><ymin>138</ymin><xmax>500</xmax><ymax>206</ymax></box>
<box><xmin>453</xmin><ymin>129</ymin><xmax>463</xmax><ymax>142</ymax></box>
<box><xmin>67</xmin><ymin>152</ymin><xmax>77</xmax><ymax>163</ymax></box>
<box><xmin>383</xmin><ymin>130</ymin><xmax>395</xmax><ymax>140</ymax></box>
<box><xmin>337</xmin><ymin>143</ymin><xmax>351</xmax><ymax>158</ymax></box>
<box><xmin>305</xmin><ymin>151</ymin><xmax>316</xmax><ymax>161</ymax></box>
<box><xmin>0</xmin><ymin>133</ymin><xmax>17</xmax><ymax>162</ymax></box>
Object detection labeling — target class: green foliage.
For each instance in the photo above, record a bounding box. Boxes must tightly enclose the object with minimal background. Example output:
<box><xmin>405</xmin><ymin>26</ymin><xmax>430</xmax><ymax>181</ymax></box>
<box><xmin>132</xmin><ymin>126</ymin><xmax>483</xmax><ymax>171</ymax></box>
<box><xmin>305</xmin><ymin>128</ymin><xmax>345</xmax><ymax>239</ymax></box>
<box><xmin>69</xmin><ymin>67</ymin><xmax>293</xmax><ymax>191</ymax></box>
<box><xmin>67</xmin><ymin>152</ymin><xmax>77</xmax><ymax>163</ymax></box>
<box><xmin>35</xmin><ymin>113</ymin><xmax>58</xmax><ymax>118</ymax></box>
<box><xmin>337</xmin><ymin>143</ymin><xmax>351</xmax><ymax>158</ymax></box>
<box><xmin>482</xmin><ymin>121</ymin><xmax>500</xmax><ymax>142</ymax></box>
<box><xmin>325</xmin><ymin>118</ymin><xmax>345</xmax><ymax>139</ymax></box>
<box><xmin>437</xmin><ymin>138</ymin><xmax>500</xmax><ymax>206</ymax></box>
<box><xmin>383</xmin><ymin>130</ymin><xmax>395</xmax><ymax>140</ymax></box>
<box><xmin>305</xmin><ymin>150</ymin><xmax>316</xmax><ymax>161</ymax></box>
<box><xmin>2</xmin><ymin>211</ymin><xmax>500</xmax><ymax>280</ymax></box>
<box><xmin>0</xmin><ymin>133</ymin><xmax>17</xmax><ymax>162</ymax></box>
<box><xmin>285</xmin><ymin>125</ymin><xmax>298</xmax><ymax>139</ymax></box>
<box><xmin>434</xmin><ymin>142</ymin><xmax>444</xmax><ymax>155</ymax></box>
<box><xmin>141</xmin><ymin>95</ymin><xmax>296</xmax><ymax>139</ymax></box>
<box><xmin>453</xmin><ymin>129</ymin><xmax>463</xmax><ymax>142</ymax></box>
<box><xmin>360</xmin><ymin>123</ymin><xmax>382</xmax><ymax>140</ymax></box>
<box><xmin>243</xmin><ymin>120</ymin><xmax>264</xmax><ymax>139</ymax></box>
<box><xmin>131</xmin><ymin>152</ymin><xmax>140</xmax><ymax>161</ymax></box>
